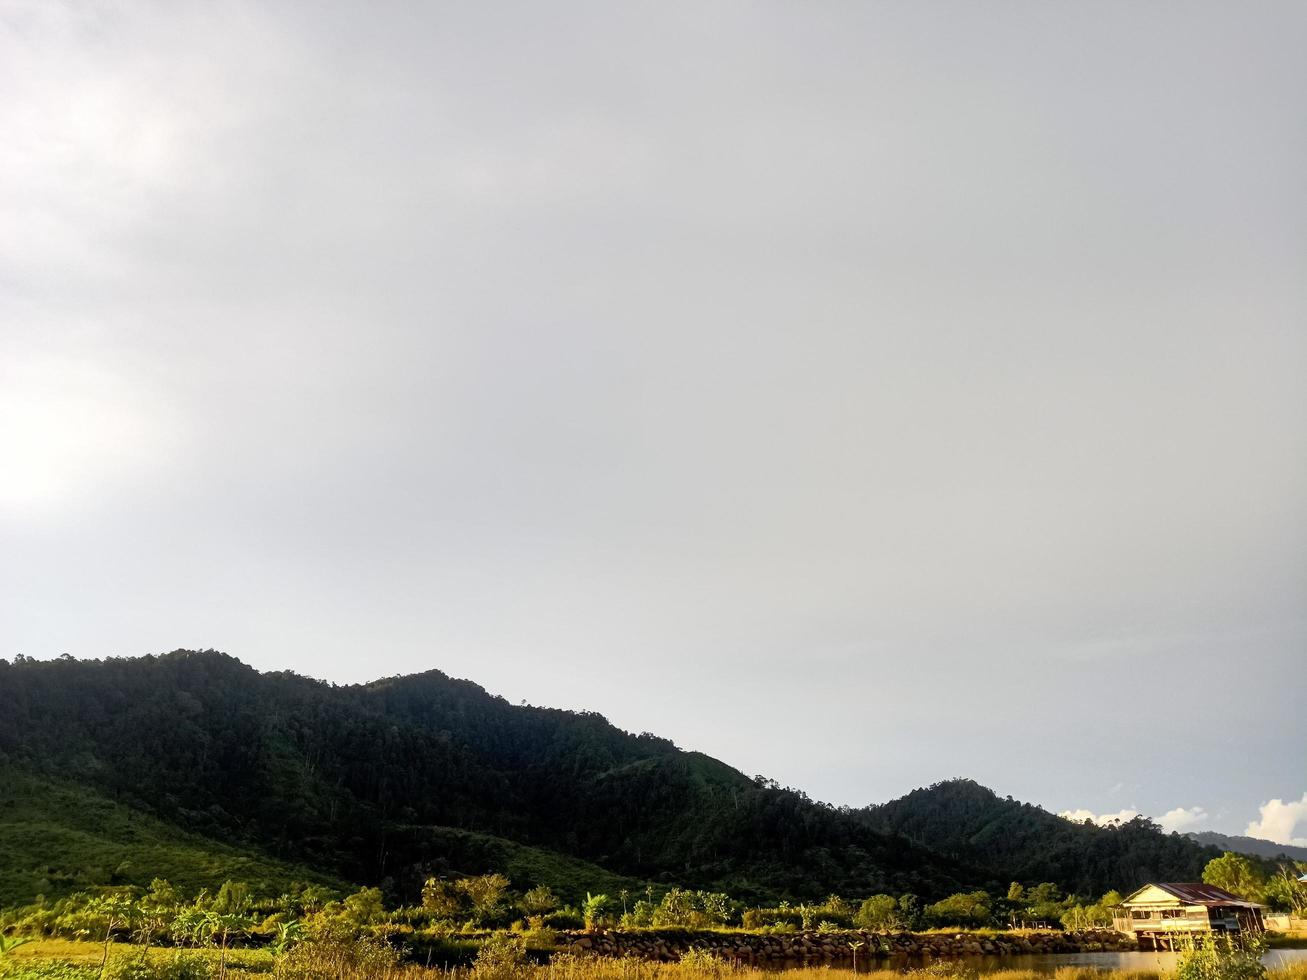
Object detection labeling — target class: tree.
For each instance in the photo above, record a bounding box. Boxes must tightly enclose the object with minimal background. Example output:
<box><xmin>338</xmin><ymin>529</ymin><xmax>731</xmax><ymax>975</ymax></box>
<box><xmin>582</xmin><ymin>892</ymin><xmax>610</xmax><ymax>930</ymax></box>
<box><xmin>1264</xmin><ymin>864</ymin><xmax>1307</xmax><ymax>914</ymax></box>
<box><xmin>272</xmin><ymin>919</ymin><xmax>305</xmax><ymax>955</ymax></box>
<box><xmin>897</xmin><ymin>894</ymin><xmax>922</xmax><ymax>930</ymax></box>
<box><xmin>87</xmin><ymin>895</ymin><xmax>137</xmax><ymax>979</ymax></box>
<box><xmin>855</xmin><ymin>894</ymin><xmax>898</xmax><ymax>930</ymax></box>
<box><xmin>134</xmin><ymin>879</ymin><xmax>182</xmax><ymax>961</ymax></box>
<box><xmin>456</xmin><ymin>874</ymin><xmax>510</xmax><ymax>924</ymax></box>
<box><xmin>519</xmin><ymin>885</ymin><xmax>559</xmax><ymax>918</ymax></box>
<box><xmin>341</xmin><ymin>887</ymin><xmax>386</xmax><ymax>928</ymax></box>
<box><xmin>925</xmin><ymin>891</ymin><xmax>992</xmax><ymax>928</ymax></box>
<box><xmin>1203</xmin><ymin>852</ymin><xmax>1267</xmax><ymax>903</ymax></box>
<box><xmin>422</xmin><ymin>878</ymin><xmax>463</xmax><ymax>919</ymax></box>
<box><xmin>205</xmin><ymin>909</ymin><xmax>255</xmax><ymax>980</ymax></box>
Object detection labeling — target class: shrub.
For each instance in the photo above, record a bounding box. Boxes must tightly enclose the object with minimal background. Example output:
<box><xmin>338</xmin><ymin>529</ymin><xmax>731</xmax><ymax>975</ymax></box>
<box><xmin>271</xmin><ymin>935</ymin><xmax>399</xmax><ymax>980</ymax></box>
<box><xmin>0</xmin><ymin>964</ymin><xmax>97</xmax><ymax>980</ymax></box>
<box><xmin>1175</xmin><ymin>934</ymin><xmax>1267</xmax><ymax>980</ymax></box>
<box><xmin>856</xmin><ymin>894</ymin><xmax>899</xmax><ymax>930</ymax></box>
<box><xmin>102</xmin><ymin>953</ymin><xmax>213</xmax><ymax>980</ymax></box>
<box><xmin>470</xmin><ymin>933</ymin><xmax>527</xmax><ymax>980</ymax></box>
<box><xmin>678</xmin><ymin>948</ymin><xmax>730</xmax><ymax>975</ymax></box>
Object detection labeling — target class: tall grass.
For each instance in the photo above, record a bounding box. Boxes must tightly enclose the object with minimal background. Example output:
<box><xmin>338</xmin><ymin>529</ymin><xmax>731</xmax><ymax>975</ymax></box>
<box><xmin>6</xmin><ymin>942</ymin><xmax>1306</xmax><ymax>980</ymax></box>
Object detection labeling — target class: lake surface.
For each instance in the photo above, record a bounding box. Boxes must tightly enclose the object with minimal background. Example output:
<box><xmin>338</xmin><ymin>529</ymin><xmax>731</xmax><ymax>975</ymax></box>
<box><xmin>862</xmin><ymin>948</ymin><xmax>1307</xmax><ymax>974</ymax></box>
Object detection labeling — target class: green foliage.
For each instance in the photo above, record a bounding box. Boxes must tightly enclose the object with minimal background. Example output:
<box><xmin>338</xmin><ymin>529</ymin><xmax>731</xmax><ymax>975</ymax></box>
<box><xmin>469</xmin><ymin>933</ymin><xmax>526</xmax><ymax>980</ymax></box>
<box><xmin>1012</xmin><ymin>882</ymin><xmax>1074</xmax><ymax>926</ymax></box>
<box><xmin>518</xmin><ymin>886</ymin><xmax>558</xmax><ymax>918</ymax></box>
<box><xmin>0</xmin><ymin>963</ymin><xmax>96</xmax><ymax>980</ymax></box>
<box><xmin>620</xmin><ymin>889</ymin><xmax>734</xmax><ymax>929</ymax></box>
<box><xmin>0</xmin><ymin>769</ymin><xmax>343</xmax><ymax>909</ymax></box>
<box><xmin>270</xmin><ymin>935</ymin><xmax>399</xmax><ymax>980</ymax></box>
<box><xmin>1264</xmin><ymin>863</ymin><xmax>1307</xmax><ymax>914</ymax></box>
<box><xmin>677</xmin><ymin>948</ymin><xmax>729</xmax><ymax>974</ymax></box>
<box><xmin>1204</xmin><ymin>853</ymin><xmax>1268</xmax><ymax>903</ymax></box>
<box><xmin>0</xmin><ymin>937</ymin><xmax>33</xmax><ymax>958</ymax></box>
<box><xmin>454</xmin><ymin>876</ymin><xmax>509</xmax><ymax>926</ymax></box>
<box><xmin>1060</xmin><ymin>890</ymin><xmax>1123</xmax><ymax>931</ymax></box>
<box><xmin>1175</xmin><ymin>933</ymin><xmax>1268</xmax><ymax>980</ymax></box>
<box><xmin>925</xmin><ymin>891</ymin><xmax>993</xmax><ymax>927</ymax></box>
<box><xmin>581</xmin><ymin>894</ymin><xmax>609</xmax><ymax>930</ymax></box>
<box><xmin>420</xmin><ymin>879</ymin><xmax>461</xmax><ymax>920</ymax></box>
<box><xmin>859</xmin><ymin>778</ymin><xmax>1225</xmax><ymax>898</ymax></box>
<box><xmin>101</xmin><ymin>953</ymin><xmax>212</xmax><ymax>980</ymax></box>
<box><xmin>855</xmin><ymin>894</ymin><xmax>898</xmax><ymax>930</ymax></box>
<box><xmin>0</xmin><ymin>652</ymin><xmax>977</xmax><ymax>905</ymax></box>
<box><xmin>269</xmin><ymin>920</ymin><xmax>303</xmax><ymax>956</ymax></box>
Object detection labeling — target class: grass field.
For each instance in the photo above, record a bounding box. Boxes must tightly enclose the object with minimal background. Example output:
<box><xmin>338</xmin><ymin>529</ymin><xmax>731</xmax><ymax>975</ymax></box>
<box><xmin>4</xmin><ymin>942</ymin><xmax>1306</xmax><ymax>980</ymax></box>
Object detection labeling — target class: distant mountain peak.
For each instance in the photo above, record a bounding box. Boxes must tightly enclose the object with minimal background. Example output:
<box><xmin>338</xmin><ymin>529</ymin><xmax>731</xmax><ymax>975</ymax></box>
<box><xmin>1186</xmin><ymin>831</ymin><xmax>1307</xmax><ymax>862</ymax></box>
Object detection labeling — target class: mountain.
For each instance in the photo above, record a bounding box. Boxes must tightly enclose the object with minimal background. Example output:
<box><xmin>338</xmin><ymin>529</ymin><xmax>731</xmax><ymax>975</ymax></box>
<box><xmin>1187</xmin><ymin>831</ymin><xmax>1307</xmax><ymax>863</ymax></box>
<box><xmin>0</xmin><ymin>651</ymin><xmax>977</xmax><ymax>906</ymax></box>
<box><xmin>856</xmin><ymin>778</ymin><xmax>1221</xmax><ymax>897</ymax></box>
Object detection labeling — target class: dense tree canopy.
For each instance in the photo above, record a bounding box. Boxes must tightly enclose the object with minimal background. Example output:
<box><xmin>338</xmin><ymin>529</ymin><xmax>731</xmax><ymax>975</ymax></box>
<box><xmin>855</xmin><ymin>778</ymin><xmax>1223</xmax><ymax>897</ymax></box>
<box><xmin>0</xmin><ymin>651</ymin><xmax>973</xmax><ymax>905</ymax></box>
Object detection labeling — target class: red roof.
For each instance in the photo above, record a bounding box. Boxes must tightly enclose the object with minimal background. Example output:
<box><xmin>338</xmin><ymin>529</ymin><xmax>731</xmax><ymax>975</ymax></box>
<box><xmin>1152</xmin><ymin>883</ymin><xmax>1262</xmax><ymax>907</ymax></box>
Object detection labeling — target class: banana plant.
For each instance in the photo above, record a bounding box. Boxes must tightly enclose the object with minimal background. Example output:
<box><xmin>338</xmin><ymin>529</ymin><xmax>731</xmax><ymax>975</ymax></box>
<box><xmin>271</xmin><ymin>919</ymin><xmax>304</xmax><ymax>956</ymax></box>
<box><xmin>0</xmin><ymin>935</ymin><xmax>34</xmax><ymax>958</ymax></box>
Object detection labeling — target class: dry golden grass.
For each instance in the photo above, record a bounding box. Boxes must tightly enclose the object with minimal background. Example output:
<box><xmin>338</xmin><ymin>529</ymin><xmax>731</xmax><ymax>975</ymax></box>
<box><xmin>5</xmin><ymin>940</ymin><xmax>1305</xmax><ymax>980</ymax></box>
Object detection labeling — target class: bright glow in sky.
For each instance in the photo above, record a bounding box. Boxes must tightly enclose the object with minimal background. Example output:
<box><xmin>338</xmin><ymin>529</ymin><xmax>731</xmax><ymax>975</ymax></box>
<box><xmin>2</xmin><ymin>1</ymin><xmax>1304</xmax><ymax>834</ymax></box>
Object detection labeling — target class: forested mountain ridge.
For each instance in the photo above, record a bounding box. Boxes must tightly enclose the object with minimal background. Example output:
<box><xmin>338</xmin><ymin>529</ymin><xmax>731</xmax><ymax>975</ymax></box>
<box><xmin>0</xmin><ymin>651</ymin><xmax>977</xmax><ymax>905</ymax></box>
<box><xmin>1187</xmin><ymin>831</ymin><xmax>1307</xmax><ymax>863</ymax></box>
<box><xmin>855</xmin><ymin>778</ymin><xmax>1221</xmax><ymax>897</ymax></box>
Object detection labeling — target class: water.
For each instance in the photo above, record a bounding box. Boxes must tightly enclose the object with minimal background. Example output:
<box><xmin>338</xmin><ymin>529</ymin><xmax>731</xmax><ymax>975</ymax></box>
<box><xmin>868</xmin><ymin>948</ymin><xmax>1307</xmax><ymax>975</ymax></box>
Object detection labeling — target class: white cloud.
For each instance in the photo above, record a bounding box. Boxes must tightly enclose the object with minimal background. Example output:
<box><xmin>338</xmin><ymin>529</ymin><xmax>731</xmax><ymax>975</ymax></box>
<box><xmin>1245</xmin><ymin>794</ymin><xmax>1307</xmax><ymax>847</ymax></box>
<box><xmin>1061</xmin><ymin>805</ymin><xmax>1208</xmax><ymax>833</ymax></box>
<box><xmin>1059</xmin><ymin>808</ymin><xmax>1139</xmax><ymax>827</ymax></box>
<box><xmin>1157</xmin><ymin>806</ymin><xmax>1208</xmax><ymax>833</ymax></box>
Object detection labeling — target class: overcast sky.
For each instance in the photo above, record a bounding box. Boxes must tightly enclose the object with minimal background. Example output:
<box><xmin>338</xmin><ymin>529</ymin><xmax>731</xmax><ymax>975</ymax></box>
<box><xmin>2</xmin><ymin>1</ymin><xmax>1304</xmax><ymax>843</ymax></box>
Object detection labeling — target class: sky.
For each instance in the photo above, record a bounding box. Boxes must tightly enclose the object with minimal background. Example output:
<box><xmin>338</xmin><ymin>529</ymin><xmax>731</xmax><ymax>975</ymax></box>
<box><xmin>1</xmin><ymin>2</ymin><xmax>1304</xmax><ymax>844</ymax></box>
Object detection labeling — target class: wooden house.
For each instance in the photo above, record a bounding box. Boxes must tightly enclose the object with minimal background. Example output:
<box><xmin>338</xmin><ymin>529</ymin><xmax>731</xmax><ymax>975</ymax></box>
<box><xmin>1113</xmin><ymin>883</ymin><xmax>1265</xmax><ymax>949</ymax></box>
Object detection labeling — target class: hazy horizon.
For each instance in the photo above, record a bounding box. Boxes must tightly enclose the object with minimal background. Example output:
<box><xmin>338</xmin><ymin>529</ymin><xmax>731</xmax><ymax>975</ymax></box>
<box><xmin>3</xmin><ymin>2</ymin><xmax>1304</xmax><ymax>846</ymax></box>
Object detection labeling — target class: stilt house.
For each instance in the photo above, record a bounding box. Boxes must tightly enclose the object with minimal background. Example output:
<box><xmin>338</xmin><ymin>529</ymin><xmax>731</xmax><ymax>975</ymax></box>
<box><xmin>1114</xmin><ymin>883</ymin><xmax>1265</xmax><ymax>949</ymax></box>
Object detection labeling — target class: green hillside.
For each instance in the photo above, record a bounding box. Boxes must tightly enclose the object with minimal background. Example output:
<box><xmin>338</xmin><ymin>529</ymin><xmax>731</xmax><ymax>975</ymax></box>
<box><xmin>0</xmin><ymin>651</ymin><xmax>978</xmax><ymax>905</ymax></box>
<box><xmin>856</xmin><ymin>777</ymin><xmax>1220</xmax><ymax>896</ymax></box>
<box><xmin>0</xmin><ymin>767</ymin><xmax>346</xmax><ymax>907</ymax></box>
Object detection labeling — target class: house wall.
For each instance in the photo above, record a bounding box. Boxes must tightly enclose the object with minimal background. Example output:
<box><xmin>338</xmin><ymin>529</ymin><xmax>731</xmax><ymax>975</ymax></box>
<box><xmin>1123</xmin><ymin>885</ymin><xmax>1185</xmax><ymax>907</ymax></box>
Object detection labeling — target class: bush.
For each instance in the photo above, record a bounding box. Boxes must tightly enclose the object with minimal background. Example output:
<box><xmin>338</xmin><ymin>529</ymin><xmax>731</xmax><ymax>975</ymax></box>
<box><xmin>0</xmin><ymin>964</ymin><xmax>97</xmax><ymax>980</ymax></box>
<box><xmin>103</xmin><ymin>953</ymin><xmax>213</xmax><ymax>980</ymax></box>
<box><xmin>471</xmin><ymin>934</ymin><xmax>527</xmax><ymax>980</ymax></box>
<box><xmin>271</xmin><ymin>935</ymin><xmax>399</xmax><ymax>980</ymax></box>
<box><xmin>678</xmin><ymin>948</ymin><xmax>730</xmax><ymax>975</ymax></box>
<box><xmin>1175</xmin><ymin>934</ymin><xmax>1267</xmax><ymax>980</ymax></box>
<box><xmin>547</xmin><ymin>910</ymin><xmax>584</xmax><ymax>931</ymax></box>
<box><xmin>856</xmin><ymin>894</ymin><xmax>900</xmax><ymax>930</ymax></box>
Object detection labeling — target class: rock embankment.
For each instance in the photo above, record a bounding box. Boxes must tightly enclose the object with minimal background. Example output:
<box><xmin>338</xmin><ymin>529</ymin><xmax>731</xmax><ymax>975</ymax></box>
<box><xmin>563</xmin><ymin>929</ymin><xmax>1137</xmax><ymax>965</ymax></box>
